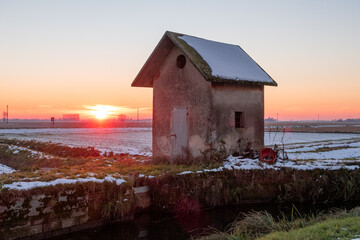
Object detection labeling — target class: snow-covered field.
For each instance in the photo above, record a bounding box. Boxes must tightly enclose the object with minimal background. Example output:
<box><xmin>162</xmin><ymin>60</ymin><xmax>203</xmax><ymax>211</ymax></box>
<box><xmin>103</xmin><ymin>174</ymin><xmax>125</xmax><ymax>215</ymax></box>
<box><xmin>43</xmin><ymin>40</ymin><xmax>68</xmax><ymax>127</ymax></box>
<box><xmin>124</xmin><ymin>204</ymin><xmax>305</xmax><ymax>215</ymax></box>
<box><xmin>0</xmin><ymin>128</ymin><xmax>359</xmax><ymax>174</ymax></box>
<box><xmin>0</xmin><ymin>127</ymin><xmax>152</xmax><ymax>156</ymax></box>
<box><xmin>1</xmin><ymin>128</ymin><xmax>359</xmax><ymax>161</ymax></box>
<box><xmin>1</xmin><ymin>128</ymin><xmax>360</xmax><ymax>189</ymax></box>
<box><xmin>264</xmin><ymin>131</ymin><xmax>359</xmax><ymax>146</ymax></box>
<box><xmin>265</xmin><ymin>132</ymin><xmax>360</xmax><ymax>160</ymax></box>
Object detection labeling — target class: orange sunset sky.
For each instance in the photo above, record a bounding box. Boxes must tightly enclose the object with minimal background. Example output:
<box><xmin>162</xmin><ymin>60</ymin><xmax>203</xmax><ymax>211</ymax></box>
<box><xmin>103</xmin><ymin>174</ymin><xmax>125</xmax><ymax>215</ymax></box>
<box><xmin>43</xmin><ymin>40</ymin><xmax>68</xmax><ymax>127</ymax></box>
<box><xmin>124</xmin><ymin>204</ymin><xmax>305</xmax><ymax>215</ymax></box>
<box><xmin>0</xmin><ymin>1</ymin><xmax>359</xmax><ymax>121</ymax></box>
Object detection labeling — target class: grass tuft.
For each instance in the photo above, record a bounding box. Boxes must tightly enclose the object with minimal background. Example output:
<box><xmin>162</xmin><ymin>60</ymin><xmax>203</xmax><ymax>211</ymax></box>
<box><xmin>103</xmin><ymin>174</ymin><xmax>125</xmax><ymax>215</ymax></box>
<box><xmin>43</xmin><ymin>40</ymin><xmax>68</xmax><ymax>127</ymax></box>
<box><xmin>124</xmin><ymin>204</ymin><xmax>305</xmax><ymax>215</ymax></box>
<box><xmin>202</xmin><ymin>206</ymin><xmax>360</xmax><ymax>240</ymax></box>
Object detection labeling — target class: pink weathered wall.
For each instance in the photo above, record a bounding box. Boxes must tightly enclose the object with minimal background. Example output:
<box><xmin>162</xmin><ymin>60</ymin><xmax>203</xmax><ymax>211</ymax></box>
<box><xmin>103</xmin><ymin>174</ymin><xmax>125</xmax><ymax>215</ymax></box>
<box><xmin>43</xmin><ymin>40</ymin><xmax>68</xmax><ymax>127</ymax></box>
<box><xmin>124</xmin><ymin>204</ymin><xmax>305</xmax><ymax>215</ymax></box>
<box><xmin>152</xmin><ymin>46</ymin><xmax>265</xmax><ymax>161</ymax></box>
<box><xmin>153</xmin><ymin>46</ymin><xmax>212</xmax><ymax>161</ymax></box>
<box><xmin>211</xmin><ymin>83</ymin><xmax>264</xmax><ymax>153</ymax></box>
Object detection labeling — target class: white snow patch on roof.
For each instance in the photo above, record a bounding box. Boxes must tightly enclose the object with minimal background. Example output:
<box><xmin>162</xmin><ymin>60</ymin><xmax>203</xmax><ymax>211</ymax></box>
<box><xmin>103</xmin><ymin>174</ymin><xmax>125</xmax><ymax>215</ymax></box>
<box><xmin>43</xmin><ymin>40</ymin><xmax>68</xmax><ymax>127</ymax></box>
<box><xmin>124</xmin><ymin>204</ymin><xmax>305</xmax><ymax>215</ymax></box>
<box><xmin>179</xmin><ymin>35</ymin><xmax>274</xmax><ymax>83</ymax></box>
<box><xmin>0</xmin><ymin>163</ymin><xmax>15</xmax><ymax>174</ymax></box>
<box><xmin>2</xmin><ymin>175</ymin><xmax>126</xmax><ymax>191</ymax></box>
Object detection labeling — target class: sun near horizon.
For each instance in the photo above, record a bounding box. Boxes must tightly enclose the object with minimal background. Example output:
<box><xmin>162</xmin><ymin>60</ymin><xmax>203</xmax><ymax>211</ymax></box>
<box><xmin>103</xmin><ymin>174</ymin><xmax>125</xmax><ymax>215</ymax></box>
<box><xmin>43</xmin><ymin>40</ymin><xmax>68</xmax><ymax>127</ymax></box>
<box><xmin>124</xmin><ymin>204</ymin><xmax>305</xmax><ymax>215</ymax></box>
<box><xmin>86</xmin><ymin>105</ymin><xmax>120</xmax><ymax>120</ymax></box>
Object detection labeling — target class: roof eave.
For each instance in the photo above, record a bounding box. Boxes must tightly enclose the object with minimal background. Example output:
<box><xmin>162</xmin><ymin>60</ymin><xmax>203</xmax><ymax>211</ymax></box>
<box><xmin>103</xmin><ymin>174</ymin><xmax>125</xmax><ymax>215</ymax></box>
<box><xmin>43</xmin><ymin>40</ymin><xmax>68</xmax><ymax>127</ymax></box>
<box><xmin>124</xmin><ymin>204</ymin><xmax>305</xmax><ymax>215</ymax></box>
<box><xmin>131</xmin><ymin>32</ymin><xmax>175</xmax><ymax>88</ymax></box>
<box><xmin>210</xmin><ymin>77</ymin><xmax>278</xmax><ymax>86</ymax></box>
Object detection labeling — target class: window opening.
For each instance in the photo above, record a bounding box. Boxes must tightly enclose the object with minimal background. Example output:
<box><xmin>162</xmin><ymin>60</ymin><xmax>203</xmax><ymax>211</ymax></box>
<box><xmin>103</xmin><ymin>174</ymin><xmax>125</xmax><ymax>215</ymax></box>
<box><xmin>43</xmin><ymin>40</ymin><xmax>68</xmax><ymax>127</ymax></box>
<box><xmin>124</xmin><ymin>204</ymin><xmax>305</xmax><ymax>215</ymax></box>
<box><xmin>176</xmin><ymin>55</ymin><xmax>186</xmax><ymax>69</ymax></box>
<box><xmin>235</xmin><ymin>112</ymin><xmax>244</xmax><ymax>128</ymax></box>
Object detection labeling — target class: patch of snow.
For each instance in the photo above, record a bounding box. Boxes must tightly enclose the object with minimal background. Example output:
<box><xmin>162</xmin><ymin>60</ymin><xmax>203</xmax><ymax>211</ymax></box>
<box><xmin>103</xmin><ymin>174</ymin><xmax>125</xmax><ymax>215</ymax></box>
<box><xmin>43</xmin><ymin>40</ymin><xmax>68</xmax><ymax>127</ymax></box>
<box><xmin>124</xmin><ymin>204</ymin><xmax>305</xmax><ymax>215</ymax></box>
<box><xmin>195</xmin><ymin>154</ymin><xmax>360</xmax><ymax>173</ymax></box>
<box><xmin>2</xmin><ymin>144</ymin><xmax>54</xmax><ymax>159</ymax></box>
<box><xmin>179</xmin><ymin>35</ymin><xmax>274</xmax><ymax>83</ymax></box>
<box><xmin>177</xmin><ymin>170</ymin><xmax>193</xmax><ymax>175</ymax></box>
<box><xmin>0</xmin><ymin>163</ymin><xmax>15</xmax><ymax>174</ymax></box>
<box><xmin>2</xmin><ymin>175</ymin><xmax>126</xmax><ymax>191</ymax></box>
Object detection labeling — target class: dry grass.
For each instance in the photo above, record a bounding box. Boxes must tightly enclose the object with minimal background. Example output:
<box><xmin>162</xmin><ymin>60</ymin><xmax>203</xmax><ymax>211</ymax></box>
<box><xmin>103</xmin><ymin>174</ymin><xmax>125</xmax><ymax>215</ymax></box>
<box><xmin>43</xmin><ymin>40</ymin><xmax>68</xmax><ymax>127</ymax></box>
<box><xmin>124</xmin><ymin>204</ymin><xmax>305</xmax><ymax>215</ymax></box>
<box><xmin>0</xmin><ymin>138</ymin><xmax>217</xmax><ymax>184</ymax></box>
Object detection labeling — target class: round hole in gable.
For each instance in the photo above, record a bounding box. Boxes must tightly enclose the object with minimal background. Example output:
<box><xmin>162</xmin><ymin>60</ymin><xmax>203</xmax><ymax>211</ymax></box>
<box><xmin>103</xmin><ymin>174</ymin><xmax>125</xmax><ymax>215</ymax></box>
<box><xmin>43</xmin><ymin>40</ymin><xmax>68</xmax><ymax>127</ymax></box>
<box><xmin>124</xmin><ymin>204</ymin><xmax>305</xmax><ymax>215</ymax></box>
<box><xmin>176</xmin><ymin>55</ymin><xmax>186</xmax><ymax>69</ymax></box>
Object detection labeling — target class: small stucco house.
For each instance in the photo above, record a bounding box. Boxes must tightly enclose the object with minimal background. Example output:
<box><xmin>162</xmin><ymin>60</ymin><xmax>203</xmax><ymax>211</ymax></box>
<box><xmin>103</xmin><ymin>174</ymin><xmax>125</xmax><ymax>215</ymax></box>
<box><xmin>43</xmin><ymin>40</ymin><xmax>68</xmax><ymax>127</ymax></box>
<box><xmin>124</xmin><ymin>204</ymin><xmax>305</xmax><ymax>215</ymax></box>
<box><xmin>132</xmin><ymin>31</ymin><xmax>277</xmax><ymax>162</ymax></box>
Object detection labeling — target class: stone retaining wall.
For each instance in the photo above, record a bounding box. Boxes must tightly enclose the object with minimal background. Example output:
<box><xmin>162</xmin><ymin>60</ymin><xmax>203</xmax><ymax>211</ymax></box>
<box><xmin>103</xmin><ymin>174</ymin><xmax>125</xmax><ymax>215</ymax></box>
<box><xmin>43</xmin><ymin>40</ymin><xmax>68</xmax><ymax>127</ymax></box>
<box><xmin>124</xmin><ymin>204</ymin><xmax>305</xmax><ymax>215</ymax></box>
<box><xmin>0</xmin><ymin>182</ymin><xmax>149</xmax><ymax>240</ymax></box>
<box><xmin>1</xmin><ymin>168</ymin><xmax>360</xmax><ymax>239</ymax></box>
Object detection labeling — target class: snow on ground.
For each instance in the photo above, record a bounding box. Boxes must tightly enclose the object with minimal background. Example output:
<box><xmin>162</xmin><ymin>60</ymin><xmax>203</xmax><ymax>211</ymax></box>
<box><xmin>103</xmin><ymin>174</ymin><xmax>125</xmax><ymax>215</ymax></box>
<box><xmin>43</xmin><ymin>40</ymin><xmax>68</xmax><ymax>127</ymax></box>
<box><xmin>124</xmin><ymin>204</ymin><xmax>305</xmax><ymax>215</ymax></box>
<box><xmin>1</xmin><ymin>128</ymin><xmax>360</xmax><ymax>185</ymax></box>
<box><xmin>178</xmin><ymin>170</ymin><xmax>193</xmax><ymax>175</ymax></box>
<box><xmin>0</xmin><ymin>127</ymin><xmax>152</xmax><ymax>156</ymax></box>
<box><xmin>264</xmin><ymin>132</ymin><xmax>359</xmax><ymax>146</ymax></box>
<box><xmin>2</xmin><ymin>175</ymin><xmax>126</xmax><ymax>191</ymax></box>
<box><xmin>1</xmin><ymin>144</ymin><xmax>54</xmax><ymax>159</ymax></box>
<box><xmin>0</xmin><ymin>163</ymin><xmax>15</xmax><ymax>174</ymax></box>
<box><xmin>183</xmin><ymin>156</ymin><xmax>360</xmax><ymax>175</ymax></box>
<box><xmin>1</xmin><ymin>128</ymin><xmax>358</xmax><ymax>158</ymax></box>
<box><xmin>225</xmin><ymin>156</ymin><xmax>359</xmax><ymax>171</ymax></box>
<box><xmin>288</xmin><ymin>146</ymin><xmax>360</xmax><ymax>161</ymax></box>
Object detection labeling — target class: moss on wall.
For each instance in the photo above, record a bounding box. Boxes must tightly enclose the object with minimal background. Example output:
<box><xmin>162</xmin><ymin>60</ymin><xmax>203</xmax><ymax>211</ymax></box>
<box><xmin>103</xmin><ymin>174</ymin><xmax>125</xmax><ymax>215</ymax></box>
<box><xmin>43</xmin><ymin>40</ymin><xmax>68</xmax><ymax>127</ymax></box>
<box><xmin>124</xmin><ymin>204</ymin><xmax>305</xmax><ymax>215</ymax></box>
<box><xmin>0</xmin><ymin>181</ymin><xmax>135</xmax><ymax>240</ymax></box>
<box><xmin>145</xmin><ymin>168</ymin><xmax>360</xmax><ymax>213</ymax></box>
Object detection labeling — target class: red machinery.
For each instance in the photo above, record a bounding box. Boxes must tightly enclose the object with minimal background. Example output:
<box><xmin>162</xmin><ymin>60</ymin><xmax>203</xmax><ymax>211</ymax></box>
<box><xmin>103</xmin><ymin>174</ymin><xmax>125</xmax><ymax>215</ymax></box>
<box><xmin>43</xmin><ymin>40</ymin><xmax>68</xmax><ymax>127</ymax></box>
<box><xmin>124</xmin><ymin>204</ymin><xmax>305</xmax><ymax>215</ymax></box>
<box><xmin>259</xmin><ymin>148</ymin><xmax>277</xmax><ymax>164</ymax></box>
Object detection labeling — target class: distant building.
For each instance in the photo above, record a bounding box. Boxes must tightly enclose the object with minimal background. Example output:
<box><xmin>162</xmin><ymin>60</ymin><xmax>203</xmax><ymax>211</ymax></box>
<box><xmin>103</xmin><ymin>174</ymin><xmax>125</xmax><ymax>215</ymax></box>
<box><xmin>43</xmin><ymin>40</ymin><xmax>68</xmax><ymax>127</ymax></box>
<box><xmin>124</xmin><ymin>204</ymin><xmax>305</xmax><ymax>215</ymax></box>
<box><xmin>62</xmin><ymin>114</ymin><xmax>80</xmax><ymax>121</ymax></box>
<box><xmin>118</xmin><ymin>114</ymin><xmax>127</xmax><ymax>121</ymax></box>
<box><xmin>265</xmin><ymin>117</ymin><xmax>277</xmax><ymax>122</ymax></box>
<box><xmin>132</xmin><ymin>31</ymin><xmax>277</xmax><ymax>162</ymax></box>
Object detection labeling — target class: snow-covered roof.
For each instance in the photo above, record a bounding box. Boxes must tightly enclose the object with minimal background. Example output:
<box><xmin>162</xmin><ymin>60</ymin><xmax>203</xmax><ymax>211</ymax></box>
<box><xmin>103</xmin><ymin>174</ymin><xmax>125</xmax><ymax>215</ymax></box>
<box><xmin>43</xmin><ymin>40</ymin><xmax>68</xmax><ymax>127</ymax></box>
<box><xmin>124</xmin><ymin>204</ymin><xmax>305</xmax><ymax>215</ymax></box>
<box><xmin>132</xmin><ymin>31</ymin><xmax>277</xmax><ymax>87</ymax></box>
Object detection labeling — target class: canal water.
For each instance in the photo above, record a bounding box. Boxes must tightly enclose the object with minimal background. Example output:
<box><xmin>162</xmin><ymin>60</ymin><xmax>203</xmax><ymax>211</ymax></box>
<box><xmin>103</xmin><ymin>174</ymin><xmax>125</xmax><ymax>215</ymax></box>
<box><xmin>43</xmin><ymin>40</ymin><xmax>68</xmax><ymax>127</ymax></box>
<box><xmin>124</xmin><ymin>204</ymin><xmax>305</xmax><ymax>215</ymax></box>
<box><xmin>47</xmin><ymin>202</ymin><xmax>359</xmax><ymax>240</ymax></box>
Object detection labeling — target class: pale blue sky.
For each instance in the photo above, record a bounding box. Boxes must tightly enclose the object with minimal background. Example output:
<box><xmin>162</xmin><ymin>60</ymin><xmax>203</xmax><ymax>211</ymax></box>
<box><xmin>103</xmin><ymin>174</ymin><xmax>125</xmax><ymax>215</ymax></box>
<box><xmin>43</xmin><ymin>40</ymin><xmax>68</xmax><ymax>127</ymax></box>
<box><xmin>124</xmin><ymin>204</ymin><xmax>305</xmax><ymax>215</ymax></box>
<box><xmin>0</xmin><ymin>0</ymin><xmax>359</xmax><ymax>120</ymax></box>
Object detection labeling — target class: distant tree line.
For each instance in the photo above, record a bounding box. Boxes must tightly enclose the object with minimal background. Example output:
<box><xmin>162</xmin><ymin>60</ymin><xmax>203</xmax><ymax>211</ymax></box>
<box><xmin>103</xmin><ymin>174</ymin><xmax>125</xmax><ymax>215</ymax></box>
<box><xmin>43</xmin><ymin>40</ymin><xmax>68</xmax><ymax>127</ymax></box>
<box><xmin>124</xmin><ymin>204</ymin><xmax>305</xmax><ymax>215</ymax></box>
<box><xmin>336</xmin><ymin>118</ymin><xmax>360</xmax><ymax>123</ymax></box>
